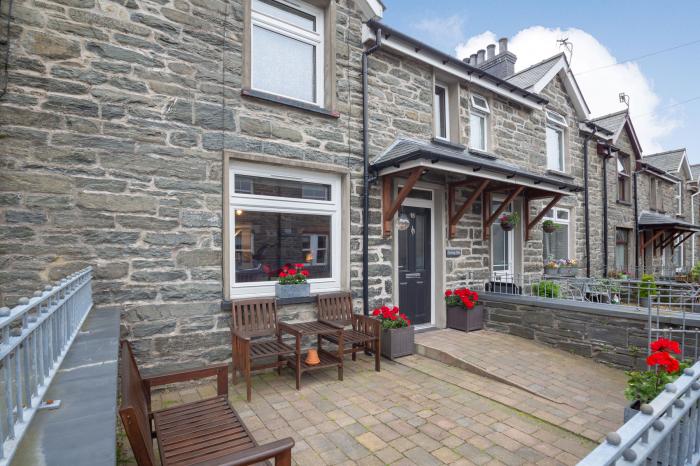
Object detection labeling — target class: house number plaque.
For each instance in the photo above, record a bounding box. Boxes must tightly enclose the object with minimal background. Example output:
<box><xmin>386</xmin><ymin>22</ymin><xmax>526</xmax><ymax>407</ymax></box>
<box><xmin>446</xmin><ymin>248</ymin><xmax>461</xmax><ymax>258</ymax></box>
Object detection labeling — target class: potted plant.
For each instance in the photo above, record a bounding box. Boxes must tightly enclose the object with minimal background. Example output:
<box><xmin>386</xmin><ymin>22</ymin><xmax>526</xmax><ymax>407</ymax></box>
<box><xmin>542</xmin><ymin>220</ymin><xmax>558</xmax><ymax>234</ymax></box>
<box><xmin>624</xmin><ymin>338</ymin><xmax>688</xmax><ymax>422</ymax></box>
<box><xmin>275</xmin><ymin>263</ymin><xmax>310</xmax><ymax>299</ymax></box>
<box><xmin>638</xmin><ymin>273</ymin><xmax>658</xmax><ymax>308</ymax></box>
<box><xmin>544</xmin><ymin>260</ymin><xmax>559</xmax><ymax>276</ymax></box>
<box><xmin>444</xmin><ymin>288</ymin><xmax>482</xmax><ymax>332</ymax></box>
<box><xmin>558</xmin><ymin>258</ymin><xmax>578</xmax><ymax>277</ymax></box>
<box><xmin>372</xmin><ymin>305</ymin><xmax>413</xmax><ymax>360</ymax></box>
<box><xmin>530</xmin><ymin>280</ymin><xmax>560</xmax><ymax>298</ymax></box>
<box><xmin>499</xmin><ymin>212</ymin><xmax>519</xmax><ymax>231</ymax></box>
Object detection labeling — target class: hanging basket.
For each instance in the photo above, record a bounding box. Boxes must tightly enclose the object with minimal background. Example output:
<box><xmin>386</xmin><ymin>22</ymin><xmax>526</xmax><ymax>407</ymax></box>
<box><xmin>543</xmin><ymin>224</ymin><xmax>557</xmax><ymax>234</ymax></box>
<box><xmin>500</xmin><ymin>221</ymin><xmax>514</xmax><ymax>231</ymax></box>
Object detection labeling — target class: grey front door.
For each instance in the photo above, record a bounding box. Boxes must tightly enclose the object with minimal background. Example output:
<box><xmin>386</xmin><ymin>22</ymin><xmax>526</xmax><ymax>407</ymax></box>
<box><xmin>398</xmin><ymin>206</ymin><xmax>431</xmax><ymax>325</ymax></box>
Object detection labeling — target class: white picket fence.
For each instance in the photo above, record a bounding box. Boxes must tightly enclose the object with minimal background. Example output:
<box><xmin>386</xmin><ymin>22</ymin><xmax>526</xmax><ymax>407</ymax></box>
<box><xmin>0</xmin><ymin>267</ymin><xmax>93</xmax><ymax>465</ymax></box>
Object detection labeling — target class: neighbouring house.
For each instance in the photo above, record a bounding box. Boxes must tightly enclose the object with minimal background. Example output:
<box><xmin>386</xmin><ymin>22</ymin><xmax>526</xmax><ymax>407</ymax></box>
<box><xmin>0</xmin><ymin>0</ymin><xmax>698</xmax><ymax>368</ymax></box>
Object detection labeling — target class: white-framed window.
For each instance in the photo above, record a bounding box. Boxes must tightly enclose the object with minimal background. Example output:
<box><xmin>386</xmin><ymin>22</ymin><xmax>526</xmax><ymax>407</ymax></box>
<box><xmin>617</xmin><ymin>153</ymin><xmax>631</xmax><ymax>202</ymax></box>
<box><xmin>545</xmin><ymin>110</ymin><xmax>566</xmax><ymax>172</ymax></box>
<box><xmin>675</xmin><ymin>182</ymin><xmax>683</xmax><ymax>215</ymax></box>
<box><xmin>615</xmin><ymin>228</ymin><xmax>630</xmax><ymax>273</ymax></box>
<box><xmin>673</xmin><ymin>236</ymin><xmax>684</xmax><ymax>272</ymax></box>
<box><xmin>433</xmin><ymin>83</ymin><xmax>449</xmax><ymax>140</ymax></box>
<box><xmin>251</xmin><ymin>0</ymin><xmax>324</xmax><ymax>105</ymax></box>
<box><xmin>542</xmin><ymin>207</ymin><xmax>572</xmax><ymax>261</ymax></box>
<box><xmin>469</xmin><ymin>94</ymin><xmax>490</xmax><ymax>151</ymax></box>
<box><xmin>229</xmin><ymin>161</ymin><xmax>341</xmax><ymax>297</ymax></box>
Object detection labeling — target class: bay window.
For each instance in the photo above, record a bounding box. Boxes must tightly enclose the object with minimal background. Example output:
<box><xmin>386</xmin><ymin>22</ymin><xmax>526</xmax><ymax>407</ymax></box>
<box><xmin>469</xmin><ymin>94</ymin><xmax>489</xmax><ymax>151</ymax></box>
<box><xmin>542</xmin><ymin>207</ymin><xmax>571</xmax><ymax>261</ymax></box>
<box><xmin>230</xmin><ymin>162</ymin><xmax>341</xmax><ymax>296</ymax></box>
<box><xmin>545</xmin><ymin>110</ymin><xmax>566</xmax><ymax>172</ymax></box>
<box><xmin>250</xmin><ymin>0</ymin><xmax>324</xmax><ymax>105</ymax></box>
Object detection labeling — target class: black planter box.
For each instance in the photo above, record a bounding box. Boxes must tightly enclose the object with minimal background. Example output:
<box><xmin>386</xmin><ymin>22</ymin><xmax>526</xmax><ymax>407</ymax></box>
<box><xmin>446</xmin><ymin>304</ymin><xmax>484</xmax><ymax>332</ymax></box>
<box><xmin>380</xmin><ymin>326</ymin><xmax>414</xmax><ymax>360</ymax></box>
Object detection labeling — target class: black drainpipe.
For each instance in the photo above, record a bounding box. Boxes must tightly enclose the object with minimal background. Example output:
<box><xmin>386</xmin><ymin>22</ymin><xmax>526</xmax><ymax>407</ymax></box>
<box><xmin>583</xmin><ymin>128</ymin><xmax>595</xmax><ymax>278</ymax></box>
<box><xmin>362</xmin><ymin>27</ymin><xmax>382</xmax><ymax>316</ymax></box>
<box><xmin>633</xmin><ymin>170</ymin><xmax>639</xmax><ymax>272</ymax></box>
<box><xmin>602</xmin><ymin>146</ymin><xmax>611</xmax><ymax>277</ymax></box>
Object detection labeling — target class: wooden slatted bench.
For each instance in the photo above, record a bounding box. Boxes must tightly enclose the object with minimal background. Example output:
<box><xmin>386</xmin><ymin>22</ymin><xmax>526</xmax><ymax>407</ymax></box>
<box><xmin>119</xmin><ymin>341</ymin><xmax>294</xmax><ymax>466</ymax></box>
<box><xmin>317</xmin><ymin>292</ymin><xmax>381</xmax><ymax>372</ymax></box>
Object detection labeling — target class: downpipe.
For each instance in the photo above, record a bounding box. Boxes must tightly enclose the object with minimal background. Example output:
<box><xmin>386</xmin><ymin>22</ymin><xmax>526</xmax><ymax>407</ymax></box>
<box><xmin>362</xmin><ymin>27</ymin><xmax>381</xmax><ymax>316</ymax></box>
<box><xmin>583</xmin><ymin>128</ymin><xmax>595</xmax><ymax>278</ymax></box>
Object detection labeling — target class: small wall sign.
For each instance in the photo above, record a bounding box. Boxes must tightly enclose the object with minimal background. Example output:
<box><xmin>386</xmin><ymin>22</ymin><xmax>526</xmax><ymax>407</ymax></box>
<box><xmin>446</xmin><ymin>248</ymin><xmax>462</xmax><ymax>258</ymax></box>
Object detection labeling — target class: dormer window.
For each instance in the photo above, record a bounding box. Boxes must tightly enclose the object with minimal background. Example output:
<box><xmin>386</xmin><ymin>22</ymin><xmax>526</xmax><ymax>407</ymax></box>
<box><xmin>545</xmin><ymin>110</ymin><xmax>566</xmax><ymax>172</ymax></box>
<box><xmin>469</xmin><ymin>94</ymin><xmax>490</xmax><ymax>151</ymax></box>
<box><xmin>433</xmin><ymin>83</ymin><xmax>449</xmax><ymax>140</ymax></box>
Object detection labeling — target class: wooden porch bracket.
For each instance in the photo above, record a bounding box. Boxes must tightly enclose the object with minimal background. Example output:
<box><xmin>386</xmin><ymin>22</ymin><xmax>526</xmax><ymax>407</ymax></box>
<box><xmin>673</xmin><ymin>232</ymin><xmax>695</xmax><ymax>251</ymax></box>
<box><xmin>382</xmin><ymin>167</ymin><xmax>423</xmax><ymax>237</ymax></box>
<box><xmin>483</xmin><ymin>186</ymin><xmax>524</xmax><ymax>240</ymax></box>
<box><xmin>640</xmin><ymin>230</ymin><xmax>664</xmax><ymax>253</ymax></box>
<box><xmin>448</xmin><ymin>180</ymin><xmax>490</xmax><ymax>239</ymax></box>
<box><xmin>524</xmin><ymin>194</ymin><xmax>564</xmax><ymax>241</ymax></box>
<box><xmin>482</xmin><ymin>191</ymin><xmax>491</xmax><ymax>240</ymax></box>
<box><xmin>659</xmin><ymin>230</ymin><xmax>682</xmax><ymax>252</ymax></box>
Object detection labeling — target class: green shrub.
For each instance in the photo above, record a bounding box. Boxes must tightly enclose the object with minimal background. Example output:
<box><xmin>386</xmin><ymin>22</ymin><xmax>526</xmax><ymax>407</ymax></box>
<box><xmin>691</xmin><ymin>262</ymin><xmax>700</xmax><ymax>281</ymax></box>
<box><xmin>531</xmin><ymin>280</ymin><xmax>560</xmax><ymax>298</ymax></box>
<box><xmin>639</xmin><ymin>274</ymin><xmax>658</xmax><ymax>299</ymax></box>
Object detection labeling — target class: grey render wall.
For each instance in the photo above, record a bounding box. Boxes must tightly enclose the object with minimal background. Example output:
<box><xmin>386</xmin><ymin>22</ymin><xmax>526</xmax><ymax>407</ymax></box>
<box><xmin>482</xmin><ymin>294</ymin><xmax>700</xmax><ymax>370</ymax></box>
<box><xmin>0</xmin><ymin>0</ymin><xmax>370</xmax><ymax>369</ymax></box>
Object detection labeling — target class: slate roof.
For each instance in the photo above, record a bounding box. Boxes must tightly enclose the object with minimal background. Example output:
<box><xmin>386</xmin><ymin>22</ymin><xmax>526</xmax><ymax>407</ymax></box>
<box><xmin>590</xmin><ymin>110</ymin><xmax>628</xmax><ymax>135</ymax></box>
<box><xmin>371</xmin><ymin>138</ymin><xmax>582</xmax><ymax>192</ymax></box>
<box><xmin>691</xmin><ymin>164</ymin><xmax>700</xmax><ymax>180</ymax></box>
<box><xmin>643</xmin><ymin>149</ymin><xmax>686</xmax><ymax>174</ymax></box>
<box><xmin>506</xmin><ymin>54</ymin><xmax>563</xmax><ymax>89</ymax></box>
<box><xmin>638</xmin><ymin>211</ymin><xmax>700</xmax><ymax>231</ymax></box>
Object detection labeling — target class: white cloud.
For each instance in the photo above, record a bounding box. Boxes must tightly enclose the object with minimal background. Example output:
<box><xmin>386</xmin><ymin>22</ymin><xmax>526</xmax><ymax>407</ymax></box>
<box><xmin>456</xmin><ymin>26</ymin><xmax>679</xmax><ymax>154</ymax></box>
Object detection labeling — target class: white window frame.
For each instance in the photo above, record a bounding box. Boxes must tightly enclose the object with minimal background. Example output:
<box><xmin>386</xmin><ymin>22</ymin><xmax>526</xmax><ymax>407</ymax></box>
<box><xmin>469</xmin><ymin>94</ymin><xmax>490</xmax><ymax>151</ymax></box>
<box><xmin>676</xmin><ymin>181</ymin><xmax>683</xmax><ymax>215</ymax></box>
<box><xmin>229</xmin><ymin>161</ymin><xmax>341</xmax><ymax>297</ymax></box>
<box><xmin>673</xmin><ymin>236</ymin><xmax>684</xmax><ymax>272</ymax></box>
<box><xmin>545</xmin><ymin>110</ymin><xmax>566</xmax><ymax>172</ymax></box>
<box><xmin>302</xmin><ymin>233</ymin><xmax>328</xmax><ymax>266</ymax></box>
<box><xmin>433</xmin><ymin>82</ymin><xmax>450</xmax><ymax>141</ymax></box>
<box><xmin>250</xmin><ymin>0</ymin><xmax>324</xmax><ymax>105</ymax></box>
<box><xmin>542</xmin><ymin>207</ymin><xmax>573</xmax><ymax>260</ymax></box>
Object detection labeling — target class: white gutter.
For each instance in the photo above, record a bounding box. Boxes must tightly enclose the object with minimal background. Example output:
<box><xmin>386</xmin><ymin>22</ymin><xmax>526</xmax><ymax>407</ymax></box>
<box><xmin>361</xmin><ymin>25</ymin><xmax>543</xmax><ymax>111</ymax></box>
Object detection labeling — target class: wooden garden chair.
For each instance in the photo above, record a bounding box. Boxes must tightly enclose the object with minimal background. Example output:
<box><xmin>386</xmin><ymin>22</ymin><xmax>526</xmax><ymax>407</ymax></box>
<box><xmin>317</xmin><ymin>292</ymin><xmax>381</xmax><ymax>372</ymax></box>
<box><xmin>231</xmin><ymin>298</ymin><xmax>295</xmax><ymax>401</ymax></box>
<box><xmin>118</xmin><ymin>340</ymin><xmax>294</xmax><ymax>466</ymax></box>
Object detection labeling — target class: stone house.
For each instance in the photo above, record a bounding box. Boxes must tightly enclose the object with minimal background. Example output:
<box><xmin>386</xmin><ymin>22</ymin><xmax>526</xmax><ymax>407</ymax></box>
<box><xmin>0</xmin><ymin>0</ymin><xmax>698</xmax><ymax>367</ymax></box>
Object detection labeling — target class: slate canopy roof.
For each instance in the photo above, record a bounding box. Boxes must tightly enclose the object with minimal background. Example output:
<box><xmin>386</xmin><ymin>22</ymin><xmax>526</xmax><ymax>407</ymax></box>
<box><xmin>371</xmin><ymin>138</ymin><xmax>583</xmax><ymax>194</ymax></box>
<box><xmin>638</xmin><ymin>211</ymin><xmax>700</xmax><ymax>232</ymax></box>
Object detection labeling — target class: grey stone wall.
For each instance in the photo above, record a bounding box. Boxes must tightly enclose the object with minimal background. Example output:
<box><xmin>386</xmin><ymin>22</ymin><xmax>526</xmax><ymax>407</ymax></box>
<box><xmin>482</xmin><ymin>294</ymin><xmax>700</xmax><ymax>370</ymax></box>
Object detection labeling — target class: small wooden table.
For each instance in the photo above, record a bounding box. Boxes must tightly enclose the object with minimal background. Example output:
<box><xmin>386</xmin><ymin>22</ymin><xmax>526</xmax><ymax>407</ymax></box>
<box><xmin>278</xmin><ymin>321</ymin><xmax>344</xmax><ymax>390</ymax></box>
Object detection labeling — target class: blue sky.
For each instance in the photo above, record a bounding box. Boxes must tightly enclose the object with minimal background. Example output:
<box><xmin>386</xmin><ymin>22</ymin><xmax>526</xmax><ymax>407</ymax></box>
<box><xmin>382</xmin><ymin>1</ymin><xmax>700</xmax><ymax>164</ymax></box>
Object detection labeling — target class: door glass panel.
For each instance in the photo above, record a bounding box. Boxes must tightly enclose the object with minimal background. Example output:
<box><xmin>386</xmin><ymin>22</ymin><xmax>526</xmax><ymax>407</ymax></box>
<box><xmin>414</xmin><ymin>212</ymin><xmax>425</xmax><ymax>269</ymax></box>
<box><xmin>491</xmin><ymin>201</ymin><xmax>512</xmax><ymax>274</ymax></box>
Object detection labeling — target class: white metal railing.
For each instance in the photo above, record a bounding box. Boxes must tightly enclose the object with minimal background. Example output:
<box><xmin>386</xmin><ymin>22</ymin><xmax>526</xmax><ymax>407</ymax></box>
<box><xmin>0</xmin><ymin>267</ymin><xmax>93</xmax><ymax>465</ymax></box>
<box><xmin>578</xmin><ymin>361</ymin><xmax>700</xmax><ymax>466</ymax></box>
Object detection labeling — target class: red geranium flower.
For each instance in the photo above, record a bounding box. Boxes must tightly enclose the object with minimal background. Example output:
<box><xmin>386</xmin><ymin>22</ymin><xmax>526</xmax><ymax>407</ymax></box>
<box><xmin>445</xmin><ymin>290</ymin><xmax>452</xmax><ymax>297</ymax></box>
<box><xmin>372</xmin><ymin>309</ymin><xmax>380</xmax><ymax>316</ymax></box>
<box><xmin>301</xmin><ymin>270</ymin><xmax>309</xmax><ymax>277</ymax></box>
<box><xmin>650</xmin><ymin>338</ymin><xmax>681</xmax><ymax>355</ymax></box>
<box><xmin>295</xmin><ymin>263</ymin><xmax>305</xmax><ymax>268</ymax></box>
<box><xmin>288</xmin><ymin>268</ymin><xmax>297</xmax><ymax>275</ymax></box>
<box><xmin>646</xmin><ymin>351</ymin><xmax>680</xmax><ymax>373</ymax></box>
<box><xmin>390</xmin><ymin>314</ymin><xmax>397</xmax><ymax>321</ymax></box>
<box><xmin>279</xmin><ymin>272</ymin><xmax>287</xmax><ymax>278</ymax></box>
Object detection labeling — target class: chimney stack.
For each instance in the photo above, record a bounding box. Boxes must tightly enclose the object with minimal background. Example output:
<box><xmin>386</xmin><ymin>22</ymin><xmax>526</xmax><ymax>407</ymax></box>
<box><xmin>470</xmin><ymin>53</ymin><xmax>477</xmax><ymax>65</ymax></box>
<box><xmin>476</xmin><ymin>49</ymin><xmax>485</xmax><ymax>65</ymax></box>
<box><xmin>498</xmin><ymin>37</ymin><xmax>508</xmax><ymax>54</ymax></box>
<box><xmin>486</xmin><ymin>44</ymin><xmax>496</xmax><ymax>60</ymax></box>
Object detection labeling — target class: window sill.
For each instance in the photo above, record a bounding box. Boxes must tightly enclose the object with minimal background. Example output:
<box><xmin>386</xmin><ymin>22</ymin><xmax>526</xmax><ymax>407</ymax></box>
<box><xmin>467</xmin><ymin>148</ymin><xmax>497</xmax><ymax>160</ymax></box>
<box><xmin>546</xmin><ymin>169</ymin><xmax>574</xmax><ymax>180</ymax></box>
<box><xmin>241</xmin><ymin>88</ymin><xmax>339</xmax><ymax>118</ymax></box>
<box><xmin>616</xmin><ymin>200</ymin><xmax>632</xmax><ymax>206</ymax></box>
<box><xmin>431</xmin><ymin>137</ymin><xmax>465</xmax><ymax>151</ymax></box>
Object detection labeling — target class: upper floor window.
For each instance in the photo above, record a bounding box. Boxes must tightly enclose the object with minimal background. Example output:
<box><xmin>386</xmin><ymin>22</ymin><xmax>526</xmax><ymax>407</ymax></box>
<box><xmin>433</xmin><ymin>83</ymin><xmax>449</xmax><ymax>140</ymax></box>
<box><xmin>469</xmin><ymin>94</ymin><xmax>489</xmax><ymax>151</ymax></box>
<box><xmin>251</xmin><ymin>0</ymin><xmax>324</xmax><ymax>105</ymax></box>
<box><xmin>617</xmin><ymin>153</ymin><xmax>631</xmax><ymax>202</ymax></box>
<box><xmin>675</xmin><ymin>182</ymin><xmax>683</xmax><ymax>215</ymax></box>
<box><xmin>545</xmin><ymin>110</ymin><xmax>566</xmax><ymax>172</ymax></box>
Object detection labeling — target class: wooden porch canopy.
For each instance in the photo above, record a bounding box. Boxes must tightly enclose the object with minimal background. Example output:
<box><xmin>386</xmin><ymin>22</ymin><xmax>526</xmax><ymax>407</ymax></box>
<box><xmin>372</xmin><ymin>139</ymin><xmax>582</xmax><ymax>239</ymax></box>
<box><xmin>638</xmin><ymin>211</ymin><xmax>700</xmax><ymax>254</ymax></box>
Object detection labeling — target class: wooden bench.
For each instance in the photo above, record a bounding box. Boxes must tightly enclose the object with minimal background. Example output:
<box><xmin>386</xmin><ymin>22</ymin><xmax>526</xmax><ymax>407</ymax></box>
<box><xmin>119</xmin><ymin>340</ymin><xmax>294</xmax><ymax>466</ymax></box>
<box><xmin>231</xmin><ymin>298</ymin><xmax>295</xmax><ymax>401</ymax></box>
<box><xmin>317</xmin><ymin>292</ymin><xmax>381</xmax><ymax>372</ymax></box>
